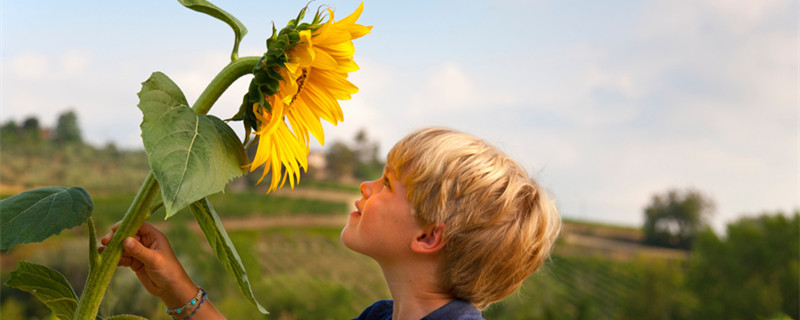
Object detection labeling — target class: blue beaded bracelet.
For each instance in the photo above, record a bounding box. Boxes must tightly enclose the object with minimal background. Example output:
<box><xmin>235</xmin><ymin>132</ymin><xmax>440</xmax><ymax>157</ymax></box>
<box><xmin>166</xmin><ymin>287</ymin><xmax>205</xmax><ymax>316</ymax></box>
<box><xmin>174</xmin><ymin>291</ymin><xmax>207</xmax><ymax>320</ymax></box>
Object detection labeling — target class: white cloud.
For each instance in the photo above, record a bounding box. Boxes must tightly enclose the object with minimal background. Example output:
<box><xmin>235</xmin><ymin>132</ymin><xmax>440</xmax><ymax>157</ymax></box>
<box><xmin>9</xmin><ymin>52</ymin><xmax>49</xmax><ymax>80</ymax></box>
<box><xmin>701</xmin><ymin>0</ymin><xmax>790</xmax><ymax>31</ymax></box>
<box><xmin>169</xmin><ymin>52</ymin><xmax>231</xmax><ymax>105</ymax></box>
<box><xmin>341</xmin><ymin>57</ymin><xmax>392</xmax><ymax>137</ymax></box>
<box><xmin>561</xmin><ymin>65</ymin><xmax>643</xmax><ymax>126</ymax></box>
<box><xmin>427</xmin><ymin>62</ymin><xmax>473</xmax><ymax>106</ymax></box>
<box><xmin>349</xmin><ymin>58</ymin><xmax>393</xmax><ymax>98</ymax></box>
<box><xmin>405</xmin><ymin>62</ymin><xmax>473</xmax><ymax>116</ymax></box>
<box><xmin>7</xmin><ymin>50</ymin><xmax>94</xmax><ymax>81</ymax></box>
<box><xmin>478</xmin><ymin>0</ymin><xmax>798</xmax><ymax>229</ymax></box>
<box><xmin>59</xmin><ymin>50</ymin><xmax>93</xmax><ymax>76</ymax></box>
<box><xmin>403</xmin><ymin>61</ymin><xmax>521</xmax><ymax>117</ymax></box>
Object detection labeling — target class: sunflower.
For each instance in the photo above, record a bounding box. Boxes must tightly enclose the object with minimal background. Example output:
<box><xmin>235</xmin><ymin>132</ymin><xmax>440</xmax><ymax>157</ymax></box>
<box><xmin>242</xmin><ymin>3</ymin><xmax>371</xmax><ymax>192</ymax></box>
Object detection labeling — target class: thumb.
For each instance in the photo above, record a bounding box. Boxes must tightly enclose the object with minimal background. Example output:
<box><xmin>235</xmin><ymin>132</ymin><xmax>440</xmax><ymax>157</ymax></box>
<box><xmin>123</xmin><ymin>237</ymin><xmax>158</xmax><ymax>266</ymax></box>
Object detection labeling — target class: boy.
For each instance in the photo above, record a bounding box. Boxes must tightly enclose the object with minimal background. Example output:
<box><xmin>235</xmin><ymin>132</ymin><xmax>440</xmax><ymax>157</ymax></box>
<box><xmin>101</xmin><ymin>127</ymin><xmax>561</xmax><ymax>319</ymax></box>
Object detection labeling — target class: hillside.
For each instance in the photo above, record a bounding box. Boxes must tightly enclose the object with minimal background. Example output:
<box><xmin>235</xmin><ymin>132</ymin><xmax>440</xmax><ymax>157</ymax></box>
<box><xmin>2</xmin><ymin>188</ymin><xmax>795</xmax><ymax>320</ymax></box>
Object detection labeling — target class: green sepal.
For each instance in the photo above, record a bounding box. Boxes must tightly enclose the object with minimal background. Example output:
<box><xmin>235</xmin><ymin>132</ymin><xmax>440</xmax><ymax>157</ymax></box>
<box><xmin>288</xmin><ymin>5</ymin><xmax>306</xmax><ymax>28</ymax></box>
<box><xmin>189</xmin><ymin>198</ymin><xmax>268</xmax><ymax>314</ymax></box>
<box><xmin>178</xmin><ymin>0</ymin><xmax>247</xmax><ymax>60</ymax></box>
<box><xmin>5</xmin><ymin>261</ymin><xmax>79</xmax><ymax>320</ymax></box>
<box><xmin>0</xmin><ymin>186</ymin><xmax>93</xmax><ymax>251</ymax></box>
<box><xmin>266</xmin><ymin>23</ymin><xmax>278</xmax><ymax>49</ymax></box>
<box><xmin>88</xmin><ymin>217</ymin><xmax>101</xmax><ymax>273</ymax></box>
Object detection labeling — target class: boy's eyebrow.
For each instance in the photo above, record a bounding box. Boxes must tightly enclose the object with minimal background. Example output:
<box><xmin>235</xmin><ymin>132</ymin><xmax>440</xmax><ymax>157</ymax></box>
<box><xmin>386</xmin><ymin>166</ymin><xmax>404</xmax><ymax>181</ymax></box>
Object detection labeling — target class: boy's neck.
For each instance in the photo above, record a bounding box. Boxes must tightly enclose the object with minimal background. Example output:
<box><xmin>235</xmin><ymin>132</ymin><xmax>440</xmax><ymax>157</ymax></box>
<box><xmin>378</xmin><ymin>258</ymin><xmax>453</xmax><ymax>320</ymax></box>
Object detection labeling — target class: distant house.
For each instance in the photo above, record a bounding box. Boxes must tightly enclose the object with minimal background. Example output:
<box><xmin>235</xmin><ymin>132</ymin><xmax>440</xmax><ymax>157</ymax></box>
<box><xmin>307</xmin><ymin>150</ymin><xmax>327</xmax><ymax>180</ymax></box>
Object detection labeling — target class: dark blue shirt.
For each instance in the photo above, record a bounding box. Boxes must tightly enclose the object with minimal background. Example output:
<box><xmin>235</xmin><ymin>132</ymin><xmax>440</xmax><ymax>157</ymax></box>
<box><xmin>353</xmin><ymin>299</ymin><xmax>484</xmax><ymax>320</ymax></box>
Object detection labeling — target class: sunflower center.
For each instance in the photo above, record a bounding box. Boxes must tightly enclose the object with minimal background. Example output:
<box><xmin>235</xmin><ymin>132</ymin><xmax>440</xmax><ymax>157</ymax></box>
<box><xmin>290</xmin><ymin>68</ymin><xmax>310</xmax><ymax>105</ymax></box>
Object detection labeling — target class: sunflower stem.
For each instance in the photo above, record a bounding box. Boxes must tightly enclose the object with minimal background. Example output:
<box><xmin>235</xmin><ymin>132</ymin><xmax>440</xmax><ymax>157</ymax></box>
<box><xmin>192</xmin><ymin>55</ymin><xmax>260</xmax><ymax>115</ymax></box>
<box><xmin>74</xmin><ymin>173</ymin><xmax>159</xmax><ymax>320</ymax></box>
<box><xmin>74</xmin><ymin>56</ymin><xmax>260</xmax><ymax>320</ymax></box>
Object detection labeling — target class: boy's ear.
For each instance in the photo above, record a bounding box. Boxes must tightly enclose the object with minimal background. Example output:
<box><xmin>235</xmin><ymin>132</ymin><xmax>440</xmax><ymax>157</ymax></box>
<box><xmin>410</xmin><ymin>223</ymin><xmax>446</xmax><ymax>254</ymax></box>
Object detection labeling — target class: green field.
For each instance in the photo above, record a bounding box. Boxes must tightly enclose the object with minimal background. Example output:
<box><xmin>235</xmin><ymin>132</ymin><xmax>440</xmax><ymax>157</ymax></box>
<box><xmin>2</xmin><ymin>191</ymin><xmax>797</xmax><ymax>320</ymax></box>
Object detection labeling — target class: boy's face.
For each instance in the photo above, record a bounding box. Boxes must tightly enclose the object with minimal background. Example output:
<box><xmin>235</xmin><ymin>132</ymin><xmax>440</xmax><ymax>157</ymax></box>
<box><xmin>341</xmin><ymin>165</ymin><xmax>423</xmax><ymax>262</ymax></box>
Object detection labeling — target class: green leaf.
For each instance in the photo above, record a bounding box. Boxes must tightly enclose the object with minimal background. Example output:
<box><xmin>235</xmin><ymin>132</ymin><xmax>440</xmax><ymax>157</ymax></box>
<box><xmin>0</xmin><ymin>186</ymin><xmax>93</xmax><ymax>251</ymax></box>
<box><xmin>5</xmin><ymin>261</ymin><xmax>79</xmax><ymax>320</ymax></box>
<box><xmin>137</xmin><ymin>72</ymin><xmax>248</xmax><ymax>218</ymax></box>
<box><xmin>106</xmin><ymin>315</ymin><xmax>149</xmax><ymax>320</ymax></box>
<box><xmin>178</xmin><ymin>0</ymin><xmax>248</xmax><ymax>59</ymax></box>
<box><xmin>190</xmin><ymin>198</ymin><xmax>268</xmax><ymax>314</ymax></box>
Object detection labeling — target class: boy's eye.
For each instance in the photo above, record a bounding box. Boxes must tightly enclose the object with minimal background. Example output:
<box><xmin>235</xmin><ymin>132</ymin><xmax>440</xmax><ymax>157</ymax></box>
<box><xmin>383</xmin><ymin>177</ymin><xmax>391</xmax><ymax>189</ymax></box>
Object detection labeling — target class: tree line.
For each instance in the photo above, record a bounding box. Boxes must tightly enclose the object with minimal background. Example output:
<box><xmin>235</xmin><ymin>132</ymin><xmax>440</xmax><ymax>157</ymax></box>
<box><xmin>2</xmin><ymin>110</ymin><xmax>84</xmax><ymax>147</ymax></box>
<box><xmin>638</xmin><ymin>188</ymin><xmax>797</xmax><ymax>319</ymax></box>
<box><xmin>1</xmin><ymin>111</ymin><xmax>384</xmax><ymax>190</ymax></box>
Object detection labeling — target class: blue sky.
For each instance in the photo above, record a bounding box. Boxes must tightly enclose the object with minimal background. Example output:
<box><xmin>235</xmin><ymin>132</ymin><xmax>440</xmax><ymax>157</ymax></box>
<box><xmin>2</xmin><ymin>0</ymin><xmax>797</xmax><ymax>230</ymax></box>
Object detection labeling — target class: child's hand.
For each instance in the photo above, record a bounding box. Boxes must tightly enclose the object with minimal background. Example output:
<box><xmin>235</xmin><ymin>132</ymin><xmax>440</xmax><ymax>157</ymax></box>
<box><xmin>99</xmin><ymin>222</ymin><xmax>199</xmax><ymax>308</ymax></box>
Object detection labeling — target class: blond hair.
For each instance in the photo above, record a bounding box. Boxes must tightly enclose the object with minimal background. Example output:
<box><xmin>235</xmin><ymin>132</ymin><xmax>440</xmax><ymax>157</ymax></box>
<box><xmin>386</xmin><ymin>128</ymin><xmax>561</xmax><ymax>310</ymax></box>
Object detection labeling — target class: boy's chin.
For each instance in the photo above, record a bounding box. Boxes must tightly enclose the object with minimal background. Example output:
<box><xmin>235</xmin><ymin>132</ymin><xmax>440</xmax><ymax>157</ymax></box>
<box><xmin>340</xmin><ymin>227</ymin><xmax>367</xmax><ymax>255</ymax></box>
<box><xmin>340</xmin><ymin>213</ymin><xmax>360</xmax><ymax>246</ymax></box>
<box><xmin>339</xmin><ymin>226</ymin><xmax>356</xmax><ymax>249</ymax></box>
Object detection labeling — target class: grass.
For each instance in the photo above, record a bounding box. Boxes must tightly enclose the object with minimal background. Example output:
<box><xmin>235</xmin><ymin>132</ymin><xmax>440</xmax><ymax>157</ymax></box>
<box><xmin>6</xmin><ymin>189</ymin><xmax>778</xmax><ymax>319</ymax></box>
<box><xmin>86</xmin><ymin>191</ymin><xmax>349</xmax><ymax>232</ymax></box>
<box><xmin>293</xmin><ymin>180</ymin><xmax>360</xmax><ymax>193</ymax></box>
<box><xmin>4</xmin><ymin>224</ymin><xmax>686</xmax><ymax>320</ymax></box>
<box><xmin>205</xmin><ymin>191</ymin><xmax>348</xmax><ymax>217</ymax></box>
<box><xmin>562</xmin><ymin>218</ymin><xmax>645</xmax><ymax>243</ymax></box>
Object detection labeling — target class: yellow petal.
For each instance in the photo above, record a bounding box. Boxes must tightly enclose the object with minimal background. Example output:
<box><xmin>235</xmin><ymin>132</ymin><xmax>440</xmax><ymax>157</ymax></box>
<box><xmin>311</xmin><ymin>48</ymin><xmax>338</xmax><ymax>70</ymax></box>
<box><xmin>317</xmin><ymin>28</ymin><xmax>351</xmax><ymax>47</ymax></box>
<box><xmin>304</xmin><ymin>84</ymin><xmax>344</xmax><ymax>123</ymax></box>
<box><xmin>294</xmin><ymin>100</ymin><xmax>326</xmax><ymax>144</ymax></box>
<box><xmin>299</xmin><ymin>85</ymin><xmax>336</xmax><ymax>122</ymax></box>
<box><xmin>346</xmin><ymin>25</ymin><xmax>372</xmax><ymax>40</ymax></box>
<box><xmin>338</xmin><ymin>2</ymin><xmax>364</xmax><ymax>26</ymax></box>
<box><xmin>311</xmin><ymin>69</ymin><xmax>358</xmax><ymax>99</ymax></box>
<box><xmin>335</xmin><ymin>58</ymin><xmax>359</xmax><ymax>73</ymax></box>
<box><xmin>312</xmin><ymin>20</ymin><xmax>333</xmax><ymax>43</ymax></box>
<box><xmin>284</xmin><ymin>61</ymin><xmax>301</xmax><ymax>73</ymax></box>
<box><xmin>316</xmin><ymin>40</ymin><xmax>355</xmax><ymax>57</ymax></box>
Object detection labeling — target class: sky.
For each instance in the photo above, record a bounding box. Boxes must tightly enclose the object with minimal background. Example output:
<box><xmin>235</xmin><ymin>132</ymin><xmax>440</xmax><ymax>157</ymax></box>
<box><xmin>2</xmin><ymin>0</ymin><xmax>797</xmax><ymax>231</ymax></box>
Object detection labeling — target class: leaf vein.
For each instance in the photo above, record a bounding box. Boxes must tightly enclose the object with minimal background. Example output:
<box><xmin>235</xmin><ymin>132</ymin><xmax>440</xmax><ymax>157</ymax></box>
<box><xmin>173</xmin><ymin>116</ymin><xmax>200</xmax><ymax>200</ymax></box>
<box><xmin>5</xmin><ymin>192</ymin><xmax>58</xmax><ymax>225</ymax></box>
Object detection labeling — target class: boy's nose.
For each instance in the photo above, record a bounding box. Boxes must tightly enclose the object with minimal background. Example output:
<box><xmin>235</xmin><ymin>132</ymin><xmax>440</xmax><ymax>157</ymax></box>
<box><xmin>360</xmin><ymin>180</ymin><xmax>372</xmax><ymax>198</ymax></box>
<box><xmin>360</xmin><ymin>179</ymin><xmax>380</xmax><ymax>198</ymax></box>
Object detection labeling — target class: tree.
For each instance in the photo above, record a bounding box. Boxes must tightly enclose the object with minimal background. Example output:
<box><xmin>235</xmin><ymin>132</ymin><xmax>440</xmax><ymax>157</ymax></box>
<box><xmin>20</xmin><ymin>117</ymin><xmax>42</xmax><ymax>144</ymax></box>
<box><xmin>353</xmin><ymin>129</ymin><xmax>377</xmax><ymax>163</ymax></box>
<box><xmin>352</xmin><ymin>128</ymin><xmax>383</xmax><ymax>180</ymax></box>
<box><xmin>324</xmin><ymin>129</ymin><xmax>385</xmax><ymax>182</ymax></box>
<box><xmin>642</xmin><ymin>189</ymin><xmax>714</xmax><ymax>249</ymax></box>
<box><xmin>325</xmin><ymin>141</ymin><xmax>356</xmax><ymax>181</ymax></box>
<box><xmin>52</xmin><ymin>110</ymin><xmax>83</xmax><ymax>144</ymax></box>
<box><xmin>1</xmin><ymin>120</ymin><xmax>20</xmax><ymax>145</ymax></box>
<box><xmin>687</xmin><ymin>211</ymin><xmax>799</xmax><ymax>319</ymax></box>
